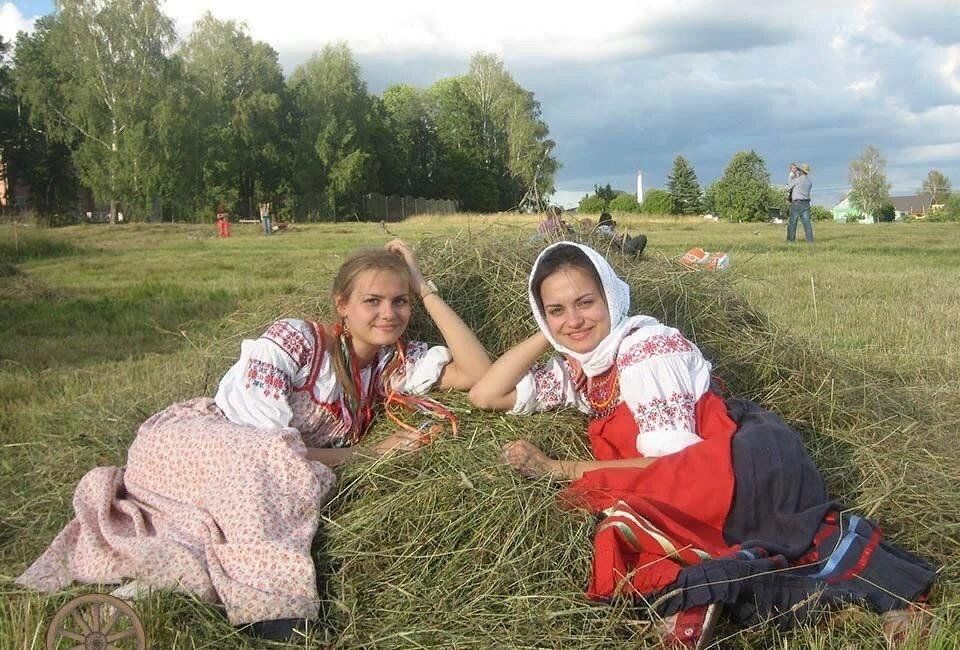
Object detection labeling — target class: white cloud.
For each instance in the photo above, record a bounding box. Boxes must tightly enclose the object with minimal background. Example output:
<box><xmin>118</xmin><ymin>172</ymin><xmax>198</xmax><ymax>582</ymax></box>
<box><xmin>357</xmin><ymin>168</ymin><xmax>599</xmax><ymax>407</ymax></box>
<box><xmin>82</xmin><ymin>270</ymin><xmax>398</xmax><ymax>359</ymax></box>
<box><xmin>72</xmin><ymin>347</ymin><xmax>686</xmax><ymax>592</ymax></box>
<box><xmin>941</xmin><ymin>46</ymin><xmax>960</xmax><ymax>93</ymax></box>
<box><xmin>162</xmin><ymin>0</ymin><xmax>815</xmax><ymax>63</ymax></box>
<box><xmin>847</xmin><ymin>74</ymin><xmax>879</xmax><ymax>94</ymax></box>
<box><xmin>897</xmin><ymin>142</ymin><xmax>960</xmax><ymax>165</ymax></box>
<box><xmin>0</xmin><ymin>2</ymin><xmax>37</xmax><ymax>45</ymax></box>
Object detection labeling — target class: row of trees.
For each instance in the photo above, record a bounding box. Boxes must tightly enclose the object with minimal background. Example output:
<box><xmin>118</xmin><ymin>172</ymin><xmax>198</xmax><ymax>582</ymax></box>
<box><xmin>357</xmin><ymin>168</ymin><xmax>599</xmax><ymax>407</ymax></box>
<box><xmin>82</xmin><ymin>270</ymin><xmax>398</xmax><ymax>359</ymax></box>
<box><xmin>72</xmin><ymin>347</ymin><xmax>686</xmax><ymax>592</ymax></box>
<box><xmin>578</xmin><ymin>156</ymin><xmax>704</xmax><ymax>215</ymax></box>
<box><xmin>580</xmin><ymin>147</ymin><xmax>956</xmax><ymax>223</ymax></box>
<box><xmin>0</xmin><ymin>0</ymin><xmax>559</xmax><ymax>223</ymax></box>
<box><xmin>580</xmin><ymin>153</ymin><xmax>781</xmax><ymax>221</ymax></box>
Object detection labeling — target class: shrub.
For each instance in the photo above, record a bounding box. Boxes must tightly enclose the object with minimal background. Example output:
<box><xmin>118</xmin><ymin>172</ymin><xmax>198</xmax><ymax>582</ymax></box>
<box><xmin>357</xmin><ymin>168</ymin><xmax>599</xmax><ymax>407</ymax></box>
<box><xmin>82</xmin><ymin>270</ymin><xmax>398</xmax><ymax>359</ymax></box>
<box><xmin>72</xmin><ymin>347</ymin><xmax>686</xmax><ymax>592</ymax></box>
<box><xmin>713</xmin><ymin>151</ymin><xmax>771</xmax><ymax>222</ymax></box>
<box><xmin>766</xmin><ymin>185</ymin><xmax>789</xmax><ymax>219</ymax></box>
<box><xmin>810</xmin><ymin>206</ymin><xmax>832</xmax><ymax>222</ymax></box>
<box><xmin>927</xmin><ymin>192</ymin><xmax>960</xmax><ymax>222</ymax></box>
<box><xmin>877</xmin><ymin>203</ymin><xmax>896</xmax><ymax>222</ymax></box>
<box><xmin>578</xmin><ymin>194</ymin><xmax>606</xmax><ymax>213</ymax></box>
<box><xmin>608</xmin><ymin>193</ymin><xmax>641</xmax><ymax>213</ymax></box>
<box><xmin>640</xmin><ymin>189</ymin><xmax>673</xmax><ymax>214</ymax></box>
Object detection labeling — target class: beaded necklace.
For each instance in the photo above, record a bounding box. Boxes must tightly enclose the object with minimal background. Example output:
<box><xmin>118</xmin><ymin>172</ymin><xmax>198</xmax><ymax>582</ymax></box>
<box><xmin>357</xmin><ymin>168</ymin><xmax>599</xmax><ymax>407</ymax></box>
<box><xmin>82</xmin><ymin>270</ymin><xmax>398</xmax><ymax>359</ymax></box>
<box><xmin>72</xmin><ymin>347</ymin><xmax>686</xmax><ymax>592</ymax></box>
<box><xmin>567</xmin><ymin>358</ymin><xmax>621</xmax><ymax>418</ymax></box>
<box><xmin>586</xmin><ymin>367</ymin><xmax>620</xmax><ymax>416</ymax></box>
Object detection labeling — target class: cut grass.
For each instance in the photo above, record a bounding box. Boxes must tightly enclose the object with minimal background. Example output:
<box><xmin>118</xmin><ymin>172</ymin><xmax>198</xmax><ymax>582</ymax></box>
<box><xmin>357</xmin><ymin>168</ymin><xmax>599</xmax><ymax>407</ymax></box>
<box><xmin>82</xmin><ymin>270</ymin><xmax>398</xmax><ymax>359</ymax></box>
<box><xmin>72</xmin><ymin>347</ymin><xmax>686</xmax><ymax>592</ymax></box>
<box><xmin>0</xmin><ymin>217</ymin><xmax>958</xmax><ymax>648</ymax></box>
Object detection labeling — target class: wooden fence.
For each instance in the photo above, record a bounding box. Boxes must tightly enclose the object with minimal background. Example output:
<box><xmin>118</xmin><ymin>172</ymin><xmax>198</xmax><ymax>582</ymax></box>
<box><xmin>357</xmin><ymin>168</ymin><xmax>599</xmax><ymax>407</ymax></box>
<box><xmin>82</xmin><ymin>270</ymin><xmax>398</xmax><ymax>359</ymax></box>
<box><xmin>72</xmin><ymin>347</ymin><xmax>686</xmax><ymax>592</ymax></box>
<box><xmin>362</xmin><ymin>193</ymin><xmax>458</xmax><ymax>222</ymax></box>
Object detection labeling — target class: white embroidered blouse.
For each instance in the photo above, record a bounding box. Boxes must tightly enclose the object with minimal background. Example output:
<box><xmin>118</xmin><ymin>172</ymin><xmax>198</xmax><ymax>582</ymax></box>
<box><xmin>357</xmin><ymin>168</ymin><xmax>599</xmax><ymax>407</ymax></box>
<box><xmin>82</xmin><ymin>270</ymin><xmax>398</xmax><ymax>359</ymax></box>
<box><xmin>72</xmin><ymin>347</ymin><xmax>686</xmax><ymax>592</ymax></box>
<box><xmin>215</xmin><ymin>318</ymin><xmax>452</xmax><ymax>447</ymax></box>
<box><xmin>510</xmin><ymin>321</ymin><xmax>713</xmax><ymax>458</ymax></box>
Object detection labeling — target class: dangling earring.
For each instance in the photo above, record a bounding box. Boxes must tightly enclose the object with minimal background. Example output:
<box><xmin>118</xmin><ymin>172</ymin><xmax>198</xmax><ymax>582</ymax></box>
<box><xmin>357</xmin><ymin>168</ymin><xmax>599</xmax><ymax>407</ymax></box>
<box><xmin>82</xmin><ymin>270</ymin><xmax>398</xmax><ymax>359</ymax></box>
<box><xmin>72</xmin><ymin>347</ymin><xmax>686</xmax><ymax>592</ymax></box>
<box><xmin>335</xmin><ymin>314</ymin><xmax>350</xmax><ymax>336</ymax></box>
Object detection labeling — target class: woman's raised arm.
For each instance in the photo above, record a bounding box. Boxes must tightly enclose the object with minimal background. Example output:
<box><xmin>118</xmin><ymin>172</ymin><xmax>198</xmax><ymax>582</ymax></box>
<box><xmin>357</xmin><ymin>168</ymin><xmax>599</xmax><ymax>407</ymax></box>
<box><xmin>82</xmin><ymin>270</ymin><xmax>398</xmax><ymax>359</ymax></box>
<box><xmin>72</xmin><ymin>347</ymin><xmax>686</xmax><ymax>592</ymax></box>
<box><xmin>385</xmin><ymin>239</ymin><xmax>490</xmax><ymax>390</ymax></box>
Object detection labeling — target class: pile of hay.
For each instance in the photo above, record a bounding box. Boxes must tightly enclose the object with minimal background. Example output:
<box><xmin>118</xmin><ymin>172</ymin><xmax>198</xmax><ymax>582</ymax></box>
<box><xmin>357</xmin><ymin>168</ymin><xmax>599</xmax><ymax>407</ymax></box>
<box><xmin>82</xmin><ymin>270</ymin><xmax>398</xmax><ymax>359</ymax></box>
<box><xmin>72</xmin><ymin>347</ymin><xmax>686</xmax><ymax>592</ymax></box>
<box><xmin>10</xmin><ymin>231</ymin><xmax>951</xmax><ymax>648</ymax></box>
<box><xmin>302</xmin><ymin>233</ymin><xmax>956</xmax><ymax>647</ymax></box>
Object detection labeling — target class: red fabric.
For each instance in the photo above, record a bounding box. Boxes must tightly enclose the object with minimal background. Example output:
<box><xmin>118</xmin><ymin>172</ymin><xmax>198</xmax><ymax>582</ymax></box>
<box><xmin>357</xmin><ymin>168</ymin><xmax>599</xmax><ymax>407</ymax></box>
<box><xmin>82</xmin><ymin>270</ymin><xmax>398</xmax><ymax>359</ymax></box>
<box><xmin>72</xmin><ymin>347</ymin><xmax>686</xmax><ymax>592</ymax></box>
<box><xmin>560</xmin><ymin>391</ymin><xmax>740</xmax><ymax>600</ymax></box>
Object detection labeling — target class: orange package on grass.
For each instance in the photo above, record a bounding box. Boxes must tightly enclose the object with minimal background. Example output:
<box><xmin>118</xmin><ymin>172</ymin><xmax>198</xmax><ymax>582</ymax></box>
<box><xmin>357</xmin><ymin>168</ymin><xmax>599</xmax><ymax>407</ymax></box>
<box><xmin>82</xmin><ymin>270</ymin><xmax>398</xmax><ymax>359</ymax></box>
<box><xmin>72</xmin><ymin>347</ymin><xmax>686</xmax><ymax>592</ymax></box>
<box><xmin>679</xmin><ymin>247</ymin><xmax>729</xmax><ymax>271</ymax></box>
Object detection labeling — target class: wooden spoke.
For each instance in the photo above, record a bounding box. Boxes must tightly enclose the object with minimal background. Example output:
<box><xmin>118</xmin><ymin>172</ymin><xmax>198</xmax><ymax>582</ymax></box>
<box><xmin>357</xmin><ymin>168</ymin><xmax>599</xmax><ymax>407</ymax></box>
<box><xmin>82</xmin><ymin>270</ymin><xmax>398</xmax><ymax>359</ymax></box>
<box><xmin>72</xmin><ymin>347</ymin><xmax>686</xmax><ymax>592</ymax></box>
<box><xmin>70</xmin><ymin>610</ymin><xmax>91</xmax><ymax>634</ymax></box>
<box><xmin>46</xmin><ymin>594</ymin><xmax>147</xmax><ymax>650</ymax></box>
<box><xmin>101</xmin><ymin>606</ymin><xmax>121</xmax><ymax>635</ymax></box>
<box><xmin>106</xmin><ymin>628</ymin><xmax>138</xmax><ymax>642</ymax></box>
<box><xmin>89</xmin><ymin>603</ymin><xmax>102</xmax><ymax>631</ymax></box>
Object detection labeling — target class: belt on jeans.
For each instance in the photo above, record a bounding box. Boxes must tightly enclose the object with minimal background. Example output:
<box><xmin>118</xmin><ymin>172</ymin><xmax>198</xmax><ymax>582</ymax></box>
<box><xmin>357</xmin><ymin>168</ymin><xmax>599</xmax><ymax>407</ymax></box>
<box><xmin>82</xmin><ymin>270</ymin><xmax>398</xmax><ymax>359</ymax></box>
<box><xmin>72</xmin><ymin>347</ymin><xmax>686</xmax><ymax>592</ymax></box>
<box><xmin>791</xmin><ymin>199</ymin><xmax>810</xmax><ymax>203</ymax></box>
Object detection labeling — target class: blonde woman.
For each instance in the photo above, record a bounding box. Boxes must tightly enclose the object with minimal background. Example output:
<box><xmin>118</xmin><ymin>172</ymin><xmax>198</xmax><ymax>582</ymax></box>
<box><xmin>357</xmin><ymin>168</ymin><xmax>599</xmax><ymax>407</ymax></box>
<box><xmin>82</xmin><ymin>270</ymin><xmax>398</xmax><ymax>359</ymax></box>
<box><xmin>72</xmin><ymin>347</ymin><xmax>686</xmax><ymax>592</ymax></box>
<box><xmin>18</xmin><ymin>240</ymin><xmax>489</xmax><ymax>640</ymax></box>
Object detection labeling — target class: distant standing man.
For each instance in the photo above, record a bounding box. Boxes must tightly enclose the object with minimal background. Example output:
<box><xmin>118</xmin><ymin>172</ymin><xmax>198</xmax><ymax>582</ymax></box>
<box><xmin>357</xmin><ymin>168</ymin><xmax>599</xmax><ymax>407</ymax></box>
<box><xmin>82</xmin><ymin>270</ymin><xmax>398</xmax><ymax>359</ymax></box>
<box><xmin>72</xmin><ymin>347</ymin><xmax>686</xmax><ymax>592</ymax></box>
<box><xmin>259</xmin><ymin>202</ymin><xmax>272</xmax><ymax>236</ymax></box>
<box><xmin>786</xmin><ymin>163</ymin><xmax>813</xmax><ymax>243</ymax></box>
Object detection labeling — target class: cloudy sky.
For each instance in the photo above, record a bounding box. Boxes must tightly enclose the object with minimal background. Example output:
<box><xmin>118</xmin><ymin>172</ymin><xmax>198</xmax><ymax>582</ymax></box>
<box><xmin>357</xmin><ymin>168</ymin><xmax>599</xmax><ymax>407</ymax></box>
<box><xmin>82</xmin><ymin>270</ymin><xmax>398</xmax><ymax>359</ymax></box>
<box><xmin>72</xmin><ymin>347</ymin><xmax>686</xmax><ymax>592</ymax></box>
<box><xmin>3</xmin><ymin>1</ymin><xmax>960</xmax><ymax>207</ymax></box>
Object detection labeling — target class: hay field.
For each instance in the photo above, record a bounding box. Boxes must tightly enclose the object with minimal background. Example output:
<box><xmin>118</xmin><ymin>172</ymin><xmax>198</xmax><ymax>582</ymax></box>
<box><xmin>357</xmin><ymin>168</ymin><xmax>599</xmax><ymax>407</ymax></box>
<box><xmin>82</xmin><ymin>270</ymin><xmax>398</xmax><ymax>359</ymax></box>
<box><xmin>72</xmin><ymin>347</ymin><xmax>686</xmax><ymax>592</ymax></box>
<box><xmin>0</xmin><ymin>215</ymin><xmax>957</xmax><ymax>648</ymax></box>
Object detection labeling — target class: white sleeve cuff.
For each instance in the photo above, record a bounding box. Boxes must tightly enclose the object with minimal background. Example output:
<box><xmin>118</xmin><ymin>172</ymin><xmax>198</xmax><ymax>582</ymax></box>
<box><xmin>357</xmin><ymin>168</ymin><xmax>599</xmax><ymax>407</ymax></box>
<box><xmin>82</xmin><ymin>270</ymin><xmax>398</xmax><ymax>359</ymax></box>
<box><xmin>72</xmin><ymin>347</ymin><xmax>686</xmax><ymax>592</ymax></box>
<box><xmin>507</xmin><ymin>371</ymin><xmax>537</xmax><ymax>415</ymax></box>
<box><xmin>636</xmin><ymin>428</ymin><xmax>702</xmax><ymax>458</ymax></box>
<box><xmin>399</xmin><ymin>345</ymin><xmax>452</xmax><ymax>395</ymax></box>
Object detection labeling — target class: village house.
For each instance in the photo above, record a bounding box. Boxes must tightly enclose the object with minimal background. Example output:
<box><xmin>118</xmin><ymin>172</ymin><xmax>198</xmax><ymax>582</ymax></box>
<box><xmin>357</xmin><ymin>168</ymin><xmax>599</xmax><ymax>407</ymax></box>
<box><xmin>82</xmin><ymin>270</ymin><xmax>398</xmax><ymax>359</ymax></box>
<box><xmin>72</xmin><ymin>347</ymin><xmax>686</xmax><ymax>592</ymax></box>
<box><xmin>831</xmin><ymin>192</ymin><xmax>938</xmax><ymax>222</ymax></box>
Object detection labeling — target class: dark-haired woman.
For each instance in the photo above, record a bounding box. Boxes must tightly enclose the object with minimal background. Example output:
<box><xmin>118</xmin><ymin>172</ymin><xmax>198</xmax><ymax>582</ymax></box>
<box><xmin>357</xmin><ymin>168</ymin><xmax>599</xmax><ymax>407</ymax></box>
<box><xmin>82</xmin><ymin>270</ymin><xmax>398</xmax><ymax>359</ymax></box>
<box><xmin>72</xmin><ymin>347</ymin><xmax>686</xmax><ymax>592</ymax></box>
<box><xmin>18</xmin><ymin>239</ymin><xmax>490</xmax><ymax>639</ymax></box>
<box><xmin>470</xmin><ymin>241</ymin><xmax>935</xmax><ymax>648</ymax></box>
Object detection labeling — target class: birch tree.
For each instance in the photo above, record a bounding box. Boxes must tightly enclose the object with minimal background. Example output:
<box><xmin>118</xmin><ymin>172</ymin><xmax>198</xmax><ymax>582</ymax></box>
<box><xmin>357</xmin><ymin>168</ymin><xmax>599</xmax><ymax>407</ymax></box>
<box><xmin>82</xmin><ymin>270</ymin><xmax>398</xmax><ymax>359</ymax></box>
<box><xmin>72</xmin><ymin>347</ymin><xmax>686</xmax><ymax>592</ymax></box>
<box><xmin>921</xmin><ymin>170</ymin><xmax>950</xmax><ymax>204</ymax></box>
<box><xmin>289</xmin><ymin>43</ymin><xmax>376</xmax><ymax>219</ymax></box>
<box><xmin>14</xmin><ymin>0</ymin><xmax>174</xmax><ymax>222</ymax></box>
<box><xmin>463</xmin><ymin>53</ymin><xmax>558</xmax><ymax>210</ymax></box>
<box><xmin>848</xmin><ymin>146</ymin><xmax>891</xmax><ymax>221</ymax></box>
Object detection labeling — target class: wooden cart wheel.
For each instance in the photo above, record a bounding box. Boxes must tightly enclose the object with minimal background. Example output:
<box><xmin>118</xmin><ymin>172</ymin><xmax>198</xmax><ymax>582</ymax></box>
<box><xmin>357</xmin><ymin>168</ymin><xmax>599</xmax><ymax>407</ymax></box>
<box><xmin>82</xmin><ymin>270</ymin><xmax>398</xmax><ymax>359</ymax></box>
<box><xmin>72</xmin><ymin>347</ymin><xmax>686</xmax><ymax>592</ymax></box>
<box><xmin>46</xmin><ymin>593</ymin><xmax>147</xmax><ymax>650</ymax></box>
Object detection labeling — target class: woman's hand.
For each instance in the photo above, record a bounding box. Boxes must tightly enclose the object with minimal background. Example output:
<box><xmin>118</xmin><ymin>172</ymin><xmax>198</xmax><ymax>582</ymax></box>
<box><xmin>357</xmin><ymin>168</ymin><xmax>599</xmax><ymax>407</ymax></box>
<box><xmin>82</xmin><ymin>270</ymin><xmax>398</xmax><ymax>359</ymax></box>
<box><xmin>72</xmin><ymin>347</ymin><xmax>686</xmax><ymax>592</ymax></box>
<box><xmin>385</xmin><ymin>239</ymin><xmax>427</xmax><ymax>295</ymax></box>
<box><xmin>501</xmin><ymin>440</ymin><xmax>562</xmax><ymax>480</ymax></box>
<box><xmin>371</xmin><ymin>427</ymin><xmax>435</xmax><ymax>456</ymax></box>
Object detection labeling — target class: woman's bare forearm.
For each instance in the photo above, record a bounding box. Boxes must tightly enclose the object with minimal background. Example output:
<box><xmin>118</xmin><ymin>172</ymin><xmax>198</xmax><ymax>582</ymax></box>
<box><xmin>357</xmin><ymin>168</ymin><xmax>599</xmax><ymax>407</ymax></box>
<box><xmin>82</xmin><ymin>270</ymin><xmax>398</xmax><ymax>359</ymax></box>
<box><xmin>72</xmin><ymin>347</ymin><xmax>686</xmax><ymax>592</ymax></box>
<box><xmin>420</xmin><ymin>292</ymin><xmax>491</xmax><ymax>389</ymax></box>
<box><xmin>550</xmin><ymin>456</ymin><xmax>658</xmax><ymax>481</ymax></box>
<box><xmin>469</xmin><ymin>332</ymin><xmax>551</xmax><ymax>410</ymax></box>
<box><xmin>304</xmin><ymin>447</ymin><xmax>358</xmax><ymax>466</ymax></box>
<box><xmin>383</xmin><ymin>238</ymin><xmax>489</xmax><ymax>389</ymax></box>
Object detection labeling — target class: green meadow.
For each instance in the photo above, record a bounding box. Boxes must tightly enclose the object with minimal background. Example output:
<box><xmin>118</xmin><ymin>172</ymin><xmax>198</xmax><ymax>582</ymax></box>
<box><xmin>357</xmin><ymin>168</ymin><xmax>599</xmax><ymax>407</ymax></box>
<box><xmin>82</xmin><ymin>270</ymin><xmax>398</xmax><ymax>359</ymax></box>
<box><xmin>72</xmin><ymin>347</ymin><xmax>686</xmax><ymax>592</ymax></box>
<box><xmin>0</xmin><ymin>216</ymin><xmax>957</xmax><ymax>648</ymax></box>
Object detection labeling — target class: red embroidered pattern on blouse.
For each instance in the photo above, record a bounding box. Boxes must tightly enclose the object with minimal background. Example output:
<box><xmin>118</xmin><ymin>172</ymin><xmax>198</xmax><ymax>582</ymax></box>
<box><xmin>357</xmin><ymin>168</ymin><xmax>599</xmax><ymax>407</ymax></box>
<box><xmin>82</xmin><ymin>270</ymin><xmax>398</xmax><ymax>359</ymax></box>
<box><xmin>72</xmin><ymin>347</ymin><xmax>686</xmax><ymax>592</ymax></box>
<box><xmin>244</xmin><ymin>359</ymin><xmax>291</xmax><ymax>400</ymax></box>
<box><xmin>632</xmin><ymin>391</ymin><xmax>697</xmax><ymax>434</ymax></box>
<box><xmin>403</xmin><ymin>341</ymin><xmax>428</xmax><ymax>380</ymax></box>
<box><xmin>262</xmin><ymin>320</ymin><xmax>313</xmax><ymax>368</ymax></box>
<box><xmin>533</xmin><ymin>362</ymin><xmax>566</xmax><ymax>409</ymax></box>
<box><xmin>617</xmin><ymin>333</ymin><xmax>695</xmax><ymax>369</ymax></box>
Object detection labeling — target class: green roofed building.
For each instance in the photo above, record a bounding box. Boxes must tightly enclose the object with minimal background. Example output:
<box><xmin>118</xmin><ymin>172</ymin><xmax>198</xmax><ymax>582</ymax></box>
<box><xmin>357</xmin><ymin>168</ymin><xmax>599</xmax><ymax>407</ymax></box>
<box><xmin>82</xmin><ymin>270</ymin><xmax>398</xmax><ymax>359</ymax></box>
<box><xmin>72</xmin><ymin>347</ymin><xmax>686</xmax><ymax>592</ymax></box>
<box><xmin>831</xmin><ymin>193</ymin><xmax>867</xmax><ymax>222</ymax></box>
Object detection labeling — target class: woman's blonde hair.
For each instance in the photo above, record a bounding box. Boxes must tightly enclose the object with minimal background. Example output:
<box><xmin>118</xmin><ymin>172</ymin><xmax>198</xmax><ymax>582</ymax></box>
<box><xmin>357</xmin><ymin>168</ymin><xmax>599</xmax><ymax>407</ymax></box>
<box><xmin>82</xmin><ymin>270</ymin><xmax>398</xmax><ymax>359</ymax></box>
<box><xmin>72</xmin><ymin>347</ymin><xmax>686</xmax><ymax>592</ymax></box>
<box><xmin>330</xmin><ymin>248</ymin><xmax>412</xmax><ymax>416</ymax></box>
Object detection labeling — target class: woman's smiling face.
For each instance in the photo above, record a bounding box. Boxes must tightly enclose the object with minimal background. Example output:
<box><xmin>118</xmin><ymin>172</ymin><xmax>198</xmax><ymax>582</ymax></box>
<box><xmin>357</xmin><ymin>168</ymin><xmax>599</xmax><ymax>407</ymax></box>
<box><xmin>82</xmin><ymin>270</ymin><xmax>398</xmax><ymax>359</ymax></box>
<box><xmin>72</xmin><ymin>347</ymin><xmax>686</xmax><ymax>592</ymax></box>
<box><xmin>336</xmin><ymin>269</ymin><xmax>412</xmax><ymax>354</ymax></box>
<box><xmin>538</xmin><ymin>265</ymin><xmax>611</xmax><ymax>353</ymax></box>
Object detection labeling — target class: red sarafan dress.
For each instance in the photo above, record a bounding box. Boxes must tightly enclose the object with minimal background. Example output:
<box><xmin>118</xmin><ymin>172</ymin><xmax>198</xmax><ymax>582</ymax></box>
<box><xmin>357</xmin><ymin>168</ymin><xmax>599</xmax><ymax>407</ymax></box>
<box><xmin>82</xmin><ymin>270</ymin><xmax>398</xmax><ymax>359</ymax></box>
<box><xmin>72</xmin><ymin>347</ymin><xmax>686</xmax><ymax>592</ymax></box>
<box><xmin>511</xmin><ymin>321</ymin><xmax>935</xmax><ymax>627</ymax></box>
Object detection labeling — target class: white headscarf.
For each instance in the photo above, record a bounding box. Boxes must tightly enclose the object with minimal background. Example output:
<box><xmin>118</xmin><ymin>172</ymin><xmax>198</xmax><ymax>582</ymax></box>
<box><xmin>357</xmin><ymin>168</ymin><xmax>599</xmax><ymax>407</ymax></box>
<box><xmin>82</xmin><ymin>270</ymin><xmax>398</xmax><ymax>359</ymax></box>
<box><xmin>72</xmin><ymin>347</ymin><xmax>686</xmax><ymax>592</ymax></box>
<box><xmin>528</xmin><ymin>241</ymin><xmax>655</xmax><ymax>377</ymax></box>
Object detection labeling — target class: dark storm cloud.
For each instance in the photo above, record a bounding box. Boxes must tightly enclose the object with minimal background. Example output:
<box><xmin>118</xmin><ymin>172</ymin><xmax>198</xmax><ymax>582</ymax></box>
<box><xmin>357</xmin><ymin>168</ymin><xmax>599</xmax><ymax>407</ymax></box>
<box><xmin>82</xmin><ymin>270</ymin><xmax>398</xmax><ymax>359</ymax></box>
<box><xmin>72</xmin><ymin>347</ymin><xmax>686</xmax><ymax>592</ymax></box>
<box><xmin>271</xmin><ymin>2</ymin><xmax>959</xmax><ymax>201</ymax></box>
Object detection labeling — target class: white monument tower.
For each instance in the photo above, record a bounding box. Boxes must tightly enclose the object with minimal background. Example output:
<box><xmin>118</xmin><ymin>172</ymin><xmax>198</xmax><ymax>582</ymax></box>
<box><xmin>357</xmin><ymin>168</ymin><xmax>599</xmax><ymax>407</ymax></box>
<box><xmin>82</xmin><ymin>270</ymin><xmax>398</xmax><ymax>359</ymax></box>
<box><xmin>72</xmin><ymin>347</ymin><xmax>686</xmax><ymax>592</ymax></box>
<box><xmin>636</xmin><ymin>169</ymin><xmax>644</xmax><ymax>204</ymax></box>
